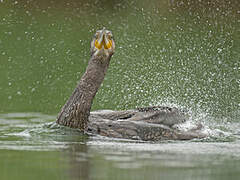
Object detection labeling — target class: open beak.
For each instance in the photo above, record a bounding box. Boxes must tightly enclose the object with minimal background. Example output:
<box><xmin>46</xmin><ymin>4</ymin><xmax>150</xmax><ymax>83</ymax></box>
<box><xmin>94</xmin><ymin>30</ymin><xmax>112</xmax><ymax>50</ymax></box>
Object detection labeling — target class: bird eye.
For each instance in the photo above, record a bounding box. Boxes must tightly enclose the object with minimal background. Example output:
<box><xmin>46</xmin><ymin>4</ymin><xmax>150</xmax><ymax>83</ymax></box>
<box><xmin>107</xmin><ymin>33</ymin><xmax>113</xmax><ymax>39</ymax></box>
<box><xmin>95</xmin><ymin>32</ymin><xmax>100</xmax><ymax>39</ymax></box>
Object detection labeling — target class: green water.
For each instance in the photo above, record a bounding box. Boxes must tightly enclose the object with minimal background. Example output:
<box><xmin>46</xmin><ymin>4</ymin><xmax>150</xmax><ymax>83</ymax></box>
<box><xmin>0</xmin><ymin>0</ymin><xmax>239</xmax><ymax>179</ymax></box>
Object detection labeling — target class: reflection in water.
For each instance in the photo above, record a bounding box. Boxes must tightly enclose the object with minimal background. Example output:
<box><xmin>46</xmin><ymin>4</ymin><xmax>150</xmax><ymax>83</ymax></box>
<box><xmin>66</xmin><ymin>143</ymin><xmax>90</xmax><ymax>180</ymax></box>
<box><xmin>0</xmin><ymin>112</ymin><xmax>240</xmax><ymax>180</ymax></box>
<box><xmin>63</xmin><ymin>139</ymin><xmax>240</xmax><ymax>180</ymax></box>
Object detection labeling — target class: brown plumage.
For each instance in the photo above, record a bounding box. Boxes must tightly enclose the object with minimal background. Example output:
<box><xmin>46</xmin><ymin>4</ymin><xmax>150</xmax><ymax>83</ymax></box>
<box><xmin>56</xmin><ymin>28</ymin><xmax>206</xmax><ymax>141</ymax></box>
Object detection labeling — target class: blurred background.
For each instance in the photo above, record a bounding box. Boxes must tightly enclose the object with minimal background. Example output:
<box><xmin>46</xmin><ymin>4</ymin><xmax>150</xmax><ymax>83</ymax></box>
<box><xmin>0</xmin><ymin>0</ymin><xmax>239</xmax><ymax>121</ymax></box>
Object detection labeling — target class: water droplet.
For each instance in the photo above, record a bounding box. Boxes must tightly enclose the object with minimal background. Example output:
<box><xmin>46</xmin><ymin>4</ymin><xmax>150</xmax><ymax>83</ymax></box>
<box><xmin>217</xmin><ymin>48</ymin><xmax>222</xmax><ymax>53</ymax></box>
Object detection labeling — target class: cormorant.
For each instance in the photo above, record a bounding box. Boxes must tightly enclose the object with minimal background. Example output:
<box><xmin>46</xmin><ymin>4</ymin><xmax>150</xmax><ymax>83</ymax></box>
<box><xmin>56</xmin><ymin>28</ymin><xmax>205</xmax><ymax>141</ymax></box>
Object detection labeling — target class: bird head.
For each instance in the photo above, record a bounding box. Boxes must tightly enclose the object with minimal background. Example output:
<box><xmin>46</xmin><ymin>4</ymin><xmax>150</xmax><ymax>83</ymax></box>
<box><xmin>90</xmin><ymin>28</ymin><xmax>115</xmax><ymax>57</ymax></box>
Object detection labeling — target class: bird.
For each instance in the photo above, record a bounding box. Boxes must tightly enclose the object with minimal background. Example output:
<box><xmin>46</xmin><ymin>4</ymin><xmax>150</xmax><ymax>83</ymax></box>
<box><xmin>56</xmin><ymin>28</ymin><xmax>205</xmax><ymax>141</ymax></box>
<box><xmin>57</xmin><ymin>28</ymin><xmax>115</xmax><ymax>131</ymax></box>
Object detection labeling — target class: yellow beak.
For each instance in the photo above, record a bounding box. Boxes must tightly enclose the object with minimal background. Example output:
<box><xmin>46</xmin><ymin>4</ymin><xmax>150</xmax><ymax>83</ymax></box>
<box><xmin>94</xmin><ymin>31</ymin><xmax>112</xmax><ymax>50</ymax></box>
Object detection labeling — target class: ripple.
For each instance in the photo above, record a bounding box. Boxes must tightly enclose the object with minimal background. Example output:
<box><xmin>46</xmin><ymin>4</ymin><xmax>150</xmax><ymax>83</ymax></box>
<box><xmin>0</xmin><ymin>112</ymin><xmax>239</xmax><ymax>152</ymax></box>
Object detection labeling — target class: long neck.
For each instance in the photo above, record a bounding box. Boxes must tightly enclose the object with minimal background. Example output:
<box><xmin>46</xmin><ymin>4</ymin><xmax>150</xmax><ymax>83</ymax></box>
<box><xmin>56</xmin><ymin>54</ymin><xmax>112</xmax><ymax>130</ymax></box>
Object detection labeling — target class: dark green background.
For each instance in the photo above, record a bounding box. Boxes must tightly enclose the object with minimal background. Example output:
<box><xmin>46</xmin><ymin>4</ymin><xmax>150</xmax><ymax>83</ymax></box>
<box><xmin>1</xmin><ymin>0</ymin><xmax>239</xmax><ymax>120</ymax></box>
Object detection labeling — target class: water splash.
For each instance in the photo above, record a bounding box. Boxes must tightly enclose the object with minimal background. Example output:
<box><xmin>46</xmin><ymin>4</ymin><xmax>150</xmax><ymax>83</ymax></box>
<box><xmin>0</xmin><ymin>111</ymin><xmax>240</xmax><ymax>152</ymax></box>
